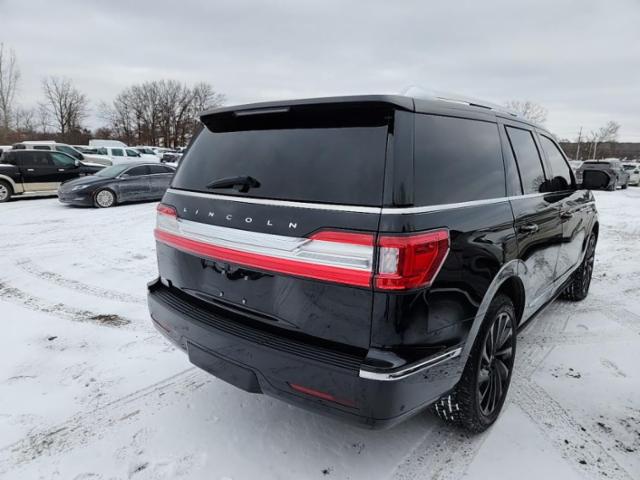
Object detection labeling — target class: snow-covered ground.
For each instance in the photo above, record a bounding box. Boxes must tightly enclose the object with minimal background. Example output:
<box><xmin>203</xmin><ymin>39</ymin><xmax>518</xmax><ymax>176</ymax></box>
<box><xmin>0</xmin><ymin>190</ymin><xmax>638</xmax><ymax>480</ymax></box>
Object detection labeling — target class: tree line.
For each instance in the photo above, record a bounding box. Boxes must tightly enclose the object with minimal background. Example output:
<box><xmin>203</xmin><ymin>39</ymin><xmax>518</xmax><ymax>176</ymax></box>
<box><xmin>0</xmin><ymin>43</ymin><xmax>224</xmax><ymax>147</ymax></box>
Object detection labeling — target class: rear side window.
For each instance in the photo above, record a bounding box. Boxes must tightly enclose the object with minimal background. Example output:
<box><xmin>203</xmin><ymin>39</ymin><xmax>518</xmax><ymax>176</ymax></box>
<box><xmin>539</xmin><ymin>135</ymin><xmax>573</xmax><ymax>191</ymax></box>
<box><xmin>20</xmin><ymin>151</ymin><xmax>52</xmax><ymax>166</ymax></box>
<box><xmin>172</xmin><ymin>106</ymin><xmax>390</xmax><ymax>206</ymax></box>
<box><xmin>505</xmin><ymin>126</ymin><xmax>546</xmax><ymax>194</ymax></box>
<box><xmin>33</xmin><ymin>145</ymin><xmax>51</xmax><ymax>150</ymax></box>
<box><xmin>414</xmin><ymin>115</ymin><xmax>505</xmax><ymax>205</ymax></box>
<box><xmin>125</xmin><ymin>165</ymin><xmax>150</xmax><ymax>176</ymax></box>
<box><xmin>111</xmin><ymin>148</ymin><xmax>124</xmax><ymax>157</ymax></box>
<box><xmin>149</xmin><ymin>165</ymin><xmax>173</xmax><ymax>174</ymax></box>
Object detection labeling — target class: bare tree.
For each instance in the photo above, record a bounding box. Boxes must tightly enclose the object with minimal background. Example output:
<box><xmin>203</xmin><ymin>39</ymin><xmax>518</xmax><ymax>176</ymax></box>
<box><xmin>588</xmin><ymin>121</ymin><xmax>620</xmax><ymax>159</ymax></box>
<box><xmin>0</xmin><ymin>43</ymin><xmax>21</xmax><ymax>138</ymax></box>
<box><xmin>101</xmin><ymin>80</ymin><xmax>224</xmax><ymax>147</ymax></box>
<box><xmin>504</xmin><ymin>100</ymin><xmax>548</xmax><ymax>124</ymax></box>
<box><xmin>41</xmin><ymin>76</ymin><xmax>89</xmax><ymax>138</ymax></box>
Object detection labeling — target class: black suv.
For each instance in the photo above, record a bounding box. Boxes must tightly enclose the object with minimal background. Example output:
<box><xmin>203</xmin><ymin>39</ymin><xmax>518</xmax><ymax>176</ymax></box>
<box><xmin>0</xmin><ymin>149</ymin><xmax>103</xmax><ymax>202</ymax></box>
<box><xmin>147</xmin><ymin>95</ymin><xmax>598</xmax><ymax>431</ymax></box>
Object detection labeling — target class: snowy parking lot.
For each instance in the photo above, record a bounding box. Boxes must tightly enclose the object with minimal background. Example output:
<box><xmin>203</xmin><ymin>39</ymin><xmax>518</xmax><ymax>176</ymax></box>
<box><xmin>0</xmin><ymin>190</ymin><xmax>639</xmax><ymax>480</ymax></box>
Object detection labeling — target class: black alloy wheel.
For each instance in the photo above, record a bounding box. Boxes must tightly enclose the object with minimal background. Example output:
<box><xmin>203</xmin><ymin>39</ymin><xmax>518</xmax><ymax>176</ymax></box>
<box><xmin>477</xmin><ymin>310</ymin><xmax>514</xmax><ymax>417</ymax></box>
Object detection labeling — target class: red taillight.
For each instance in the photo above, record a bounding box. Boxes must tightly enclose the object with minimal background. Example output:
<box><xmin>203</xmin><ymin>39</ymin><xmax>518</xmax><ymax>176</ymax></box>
<box><xmin>374</xmin><ymin>229</ymin><xmax>450</xmax><ymax>291</ymax></box>
<box><xmin>157</xmin><ymin>203</ymin><xmax>177</xmax><ymax>217</ymax></box>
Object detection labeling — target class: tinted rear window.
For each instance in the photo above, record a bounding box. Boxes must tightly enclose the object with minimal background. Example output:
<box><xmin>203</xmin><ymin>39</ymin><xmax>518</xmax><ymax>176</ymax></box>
<box><xmin>172</xmin><ymin>106</ymin><xmax>390</xmax><ymax>206</ymax></box>
<box><xmin>414</xmin><ymin>115</ymin><xmax>505</xmax><ymax>205</ymax></box>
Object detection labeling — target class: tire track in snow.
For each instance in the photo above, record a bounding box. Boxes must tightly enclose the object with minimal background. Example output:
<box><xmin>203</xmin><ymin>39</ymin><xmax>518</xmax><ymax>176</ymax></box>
<box><xmin>390</xmin><ymin>425</ymin><xmax>487</xmax><ymax>480</ymax></box>
<box><xmin>391</xmin><ymin>302</ymin><xmax>632</xmax><ymax>480</ymax></box>
<box><xmin>0</xmin><ymin>368</ymin><xmax>204</xmax><ymax>475</ymax></box>
<box><xmin>0</xmin><ymin>279</ymin><xmax>130</xmax><ymax>328</ymax></box>
<box><xmin>14</xmin><ymin>258</ymin><xmax>146</xmax><ymax>306</ymax></box>
<box><xmin>513</xmin><ymin>379</ymin><xmax>634</xmax><ymax>480</ymax></box>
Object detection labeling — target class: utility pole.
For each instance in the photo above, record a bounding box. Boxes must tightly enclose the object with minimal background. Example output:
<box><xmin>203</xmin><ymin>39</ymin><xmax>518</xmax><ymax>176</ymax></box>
<box><xmin>575</xmin><ymin>126</ymin><xmax>582</xmax><ymax>160</ymax></box>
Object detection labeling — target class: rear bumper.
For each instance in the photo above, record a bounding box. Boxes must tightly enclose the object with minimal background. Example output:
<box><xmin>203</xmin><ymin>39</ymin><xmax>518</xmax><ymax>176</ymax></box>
<box><xmin>147</xmin><ymin>278</ymin><xmax>464</xmax><ymax>428</ymax></box>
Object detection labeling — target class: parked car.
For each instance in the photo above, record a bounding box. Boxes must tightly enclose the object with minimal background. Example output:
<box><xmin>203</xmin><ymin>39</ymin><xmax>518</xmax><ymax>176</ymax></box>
<box><xmin>0</xmin><ymin>145</ymin><xmax>12</xmax><ymax>155</ymax></box>
<box><xmin>89</xmin><ymin>139</ymin><xmax>128</xmax><ymax>149</ymax></box>
<box><xmin>12</xmin><ymin>141</ymin><xmax>112</xmax><ymax>166</ymax></box>
<box><xmin>0</xmin><ymin>149</ymin><xmax>104</xmax><ymax>202</ymax></box>
<box><xmin>161</xmin><ymin>151</ymin><xmax>183</xmax><ymax>163</ymax></box>
<box><xmin>622</xmin><ymin>162</ymin><xmax>640</xmax><ymax>186</ymax></box>
<box><xmin>58</xmin><ymin>162</ymin><xmax>175</xmax><ymax>208</ymax></box>
<box><xmin>133</xmin><ymin>147</ymin><xmax>161</xmax><ymax>161</ymax></box>
<box><xmin>576</xmin><ymin>159</ymin><xmax>629</xmax><ymax>190</ymax></box>
<box><xmin>147</xmin><ymin>94</ymin><xmax>599</xmax><ymax>432</ymax></box>
<box><xmin>99</xmin><ymin>146</ymin><xmax>154</xmax><ymax>165</ymax></box>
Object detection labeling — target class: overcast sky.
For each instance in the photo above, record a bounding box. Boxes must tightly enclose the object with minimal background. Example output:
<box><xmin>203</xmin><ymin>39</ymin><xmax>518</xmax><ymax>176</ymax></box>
<box><xmin>2</xmin><ymin>0</ymin><xmax>639</xmax><ymax>140</ymax></box>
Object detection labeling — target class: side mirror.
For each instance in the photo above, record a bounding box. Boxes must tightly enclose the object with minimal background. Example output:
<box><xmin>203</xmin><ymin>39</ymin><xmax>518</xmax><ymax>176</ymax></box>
<box><xmin>581</xmin><ymin>170</ymin><xmax>610</xmax><ymax>190</ymax></box>
<box><xmin>120</xmin><ymin>173</ymin><xmax>130</xmax><ymax>178</ymax></box>
<box><xmin>74</xmin><ymin>159</ymin><xmax>80</xmax><ymax>167</ymax></box>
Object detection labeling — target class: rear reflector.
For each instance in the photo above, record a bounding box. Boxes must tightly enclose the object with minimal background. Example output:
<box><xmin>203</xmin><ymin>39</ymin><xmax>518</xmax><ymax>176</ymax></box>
<box><xmin>288</xmin><ymin>383</ymin><xmax>356</xmax><ymax>407</ymax></box>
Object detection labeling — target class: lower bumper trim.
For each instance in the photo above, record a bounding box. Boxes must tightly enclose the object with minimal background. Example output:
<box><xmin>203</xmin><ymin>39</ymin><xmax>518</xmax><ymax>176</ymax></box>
<box><xmin>359</xmin><ymin>347</ymin><xmax>463</xmax><ymax>381</ymax></box>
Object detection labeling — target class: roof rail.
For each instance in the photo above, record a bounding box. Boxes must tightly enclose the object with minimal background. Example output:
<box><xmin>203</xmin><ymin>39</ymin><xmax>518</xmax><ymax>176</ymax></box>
<box><xmin>400</xmin><ymin>86</ymin><xmax>519</xmax><ymax>118</ymax></box>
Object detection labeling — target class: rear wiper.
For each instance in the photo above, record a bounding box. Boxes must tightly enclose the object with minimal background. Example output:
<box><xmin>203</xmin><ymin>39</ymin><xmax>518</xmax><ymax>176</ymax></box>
<box><xmin>206</xmin><ymin>175</ymin><xmax>261</xmax><ymax>193</ymax></box>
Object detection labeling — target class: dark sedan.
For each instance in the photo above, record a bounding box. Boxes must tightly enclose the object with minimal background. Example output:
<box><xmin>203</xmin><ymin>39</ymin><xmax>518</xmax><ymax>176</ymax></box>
<box><xmin>58</xmin><ymin>162</ymin><xmax>175</xmax><ymax>207</ymax></box>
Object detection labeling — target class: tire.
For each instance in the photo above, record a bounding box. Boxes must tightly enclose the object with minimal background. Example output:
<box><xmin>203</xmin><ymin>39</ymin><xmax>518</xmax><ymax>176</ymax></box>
<box><xmin>621</xmin><ymin>182</ymin><xmax>628</xmax><ymax>190</ymax></box>
<box><xmin>561</xmin><ymin>232</ymin><xmax>596</xmax><ymax>301</ymax></box>
<box><xmin>94</xmin><ymin>188</ymin><xmax>116</xmax><ymax>208</ymax></box>
<box><xmin>0</xmin><ymin>180</ymin><xmax>12</xmax><ymax>203</ymax></box>
<box><xmin>432</xmin><ymin>294</ymin><xmax>517</xmax><ymax>433</ymax></box>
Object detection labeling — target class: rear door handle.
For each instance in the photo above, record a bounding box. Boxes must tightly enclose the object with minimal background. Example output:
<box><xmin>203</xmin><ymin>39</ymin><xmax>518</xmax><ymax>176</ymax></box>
<box><xmin>58</xmin><ymin>168</ymin><xmax>65</xmax><ymax>172</ymax></box>
<box><xmin>560</xmin><ymin>211</ymin><xmax>574</xmax><ymax>219</ymax></box>
<box><xmin>27</xmin><ymin>168</ymin><xmax>35</xmax><ymax>172</ymax></box>
<box><xmin>519</xmin><ymin>223</ymin><xmax>539</xmax><ymax>234</ymax></box>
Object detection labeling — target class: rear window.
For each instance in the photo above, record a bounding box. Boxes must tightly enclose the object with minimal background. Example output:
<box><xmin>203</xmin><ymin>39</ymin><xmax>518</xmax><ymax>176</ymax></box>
<box><xmin>414</xmin><ymin>115</ymin><xmax>505</xmax><ymax>205</ymax></box>
<box><xmin>172</xmin><ymin>105</ymin><xmax>391</xmax><ymax>206</ymax></box>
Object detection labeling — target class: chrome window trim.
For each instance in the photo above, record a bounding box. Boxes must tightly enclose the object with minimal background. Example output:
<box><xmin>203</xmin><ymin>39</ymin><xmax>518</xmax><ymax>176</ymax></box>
<box><xmin>359</xmin><ymin>347</ymin><xmax>463</xmax><ymax>381</ymax></box>
<box><xmin>167</xmin><ymin>189</ymin><xmax>566</xmax><ymax>215</ymax></box>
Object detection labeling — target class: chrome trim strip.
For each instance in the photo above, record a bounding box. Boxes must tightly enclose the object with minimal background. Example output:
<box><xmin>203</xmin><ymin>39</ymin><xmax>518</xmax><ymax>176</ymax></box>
<box><xmin>165</xmin><ymin>189</ymin><xmax>382</xmax><ymax>214</ymax></box>
<box><xmin>157</xmin><ymin>216</ymin><xmax>374</xmax><ymax>271</ymax></box>
<box><xmin>358</xmin><ymin>347</ymin><xmax>462</xmax><ymax>381</ymax></box>
<box><xmin>167</xmin><ymin>189</ymin><xmax>554</xmax><ymax>216</ymax></box>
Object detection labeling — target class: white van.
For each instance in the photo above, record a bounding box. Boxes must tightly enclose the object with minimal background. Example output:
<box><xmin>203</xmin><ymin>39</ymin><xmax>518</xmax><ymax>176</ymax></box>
<box><xmin>11</xmin><ymin>141</ymin><xmax>112</xmax><ymax>166</ymax></box>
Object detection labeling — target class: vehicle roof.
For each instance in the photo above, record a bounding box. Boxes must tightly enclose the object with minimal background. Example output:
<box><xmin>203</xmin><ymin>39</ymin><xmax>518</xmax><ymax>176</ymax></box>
<box><xmin>200</xmin><ymin>94</ymin><xmax>547</xmax><ymax>133</ymax></box>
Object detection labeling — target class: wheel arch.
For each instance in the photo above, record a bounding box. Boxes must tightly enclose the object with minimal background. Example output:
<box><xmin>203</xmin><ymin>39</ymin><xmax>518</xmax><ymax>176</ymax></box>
<box><xmin>0</xmin><ymin>174</ymin><xmax>19</xmax><ymax>193</ymax></box>
<box><xmin>459</xmin><ymin>259</ymin><xmax>526</xmax><ymax>365</ymax></box>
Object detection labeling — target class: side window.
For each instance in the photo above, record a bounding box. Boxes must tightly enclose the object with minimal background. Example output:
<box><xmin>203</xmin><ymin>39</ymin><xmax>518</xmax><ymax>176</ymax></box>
<box><xmin>149</xmin><ymin>165</ymin><xmax>172</xmax><ymax>174</ymax></box>
<box><xmin>414</xmin><ymin>115</ymin><xmax>505</xmax><ymax>205</ymax></box>
<box><xmin>21</xmin><ymin>151</ymin><xmax>53</xmax><ymax>166</ymax></box>
<box><xmin>3</xmin><ymin>151</ymin><xmax>18</xmax><ymax>165</ymax></box>
<box><xmin>124</xmin><ymin>165</ymin><xmax>149</xmax><ymax>176</ymax></box>
<box><xmin>111</xmin><ymin>148</ymin><xmax>124</xmax><ymax>157</ymax></box>
<box><xmin>33</xmin><ymin>145</ymin><xmax>51</xmax><ymax>150</ymax></box>
<box><xmin>126</xmin><ymin>149</ymin><xmax>140</xmax><ymax>157</ymax></box>
<box><xmin>539</xmin><ymin>135</ymin><xmax>573</xmax><ymax>191</ymax></box>
<box><xmin>505</xmin><ymin>126</ymin><xmax>547</xmax><ymax>194</ymax></box>
<box><xmin>50</xmin><ymin>152</ymin><xmax>76</xmax><ymax>168</ymax></box>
